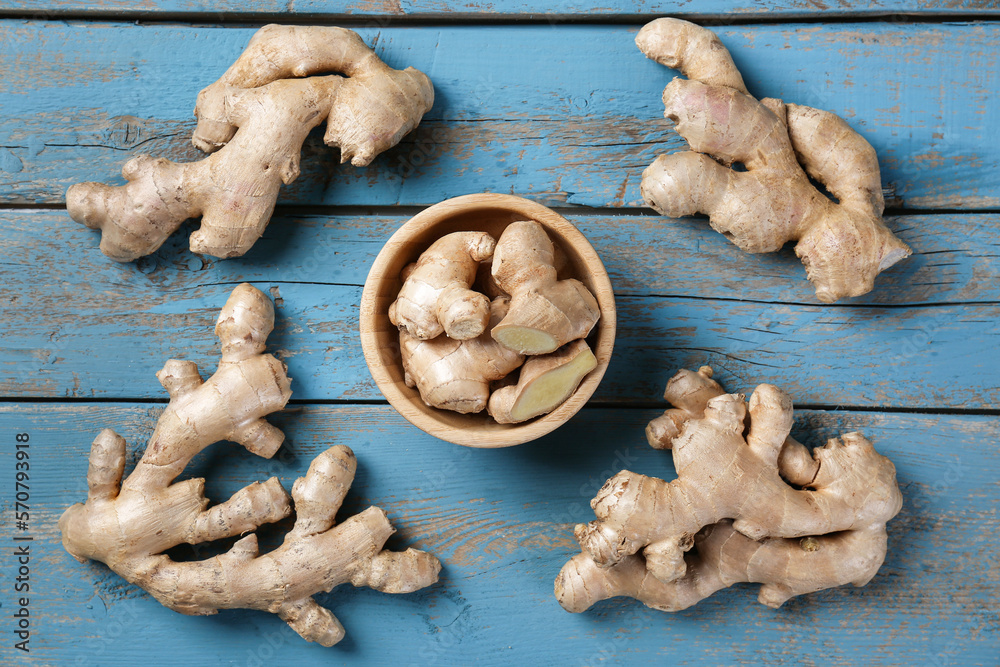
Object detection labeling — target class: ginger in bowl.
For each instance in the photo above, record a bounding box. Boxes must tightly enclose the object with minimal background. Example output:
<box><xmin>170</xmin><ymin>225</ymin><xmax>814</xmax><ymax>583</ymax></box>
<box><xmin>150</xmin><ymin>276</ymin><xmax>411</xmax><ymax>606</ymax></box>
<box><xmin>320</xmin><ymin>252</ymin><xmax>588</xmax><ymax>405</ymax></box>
<box><xmin>360</xmin><ymin>193</ymin><xmax>616</xmax><ymax>448</ymax></box>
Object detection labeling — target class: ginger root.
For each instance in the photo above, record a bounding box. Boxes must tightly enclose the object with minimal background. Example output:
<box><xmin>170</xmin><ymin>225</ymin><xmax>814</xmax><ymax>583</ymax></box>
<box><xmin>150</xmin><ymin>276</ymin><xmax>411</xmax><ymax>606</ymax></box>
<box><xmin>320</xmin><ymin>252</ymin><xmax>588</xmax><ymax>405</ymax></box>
<box><xmin>67</xmin><ymin>25</ymin><xmax>434</xmax><ymax>261</ymax></box>
<box><xmin>556</xmin><ymin>366</ymin><xmax>902</xmax><ymax>612</ymax></box>
<box><xmin>636</xmin><ymin>18</ymin><xmax>910</xmax><ymax>302</ymax></box>
<box><xmin>59</xmin><ymin>284</ymin><xmax>440</xmax><ymax>646</ymax></box>
<box><xmin>488</xmin><ymin>339</ymin><xmax>597</xmax><ymax>424</ymax></box>
<box><xmin>645</xmin><ymin>365</ymin><xmax>818</xmax><ymax>486</ymax></box>
<box><xmin>400</xmin><ymin>296</ymin><xmax>525</xmax><ymax>413</ymax></box>
<box><xmin>389</xmin><ymin>220</ymin><xmax>601</xmax><ymax>421</ymax></box>
<box><xmin>491</xmin><ymin>220</ymin><xmax>600</xmax><ymax>354</ymax></box>
<box><xmin>389</xmin><ymin>231</ymin><xmax>496</xmax><ymax>340</ymax></box>
<box><xmin>557</xmin><ymin>520</ymin><xmax>891</xmax><ymax>612</ymax></box>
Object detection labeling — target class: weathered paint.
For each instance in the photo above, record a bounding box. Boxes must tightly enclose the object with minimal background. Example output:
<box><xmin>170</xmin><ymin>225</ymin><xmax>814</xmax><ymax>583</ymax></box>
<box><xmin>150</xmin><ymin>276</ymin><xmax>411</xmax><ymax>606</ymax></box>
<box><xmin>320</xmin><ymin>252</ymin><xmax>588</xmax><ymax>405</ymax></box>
<box><xmin>7</xmin><ymin>210</ymin><xmax>997</xmax><ymax>306</ymax></box>
<box><xmin>0</xmin><ymin>6</ymin><xmax>997</xmax><ymax>666</ymax></box>
<box><xmin>2</xmin><ymin>0</ymin><xmax>998</xmax><ymax>17</ymax></box>
<box><xmin>0</xmin><ymin>22</ymin><xmax>997</xmax><ymax>208</ymax></box>
<box><xmin>0</xmin><ymin>404</ymin><xmax>995</xmax><ymax>665</ymax></box>
<box><xmin>1</xmin><ymin>210</ymin><xmax>997</xmax><ymax>408</ymax></box>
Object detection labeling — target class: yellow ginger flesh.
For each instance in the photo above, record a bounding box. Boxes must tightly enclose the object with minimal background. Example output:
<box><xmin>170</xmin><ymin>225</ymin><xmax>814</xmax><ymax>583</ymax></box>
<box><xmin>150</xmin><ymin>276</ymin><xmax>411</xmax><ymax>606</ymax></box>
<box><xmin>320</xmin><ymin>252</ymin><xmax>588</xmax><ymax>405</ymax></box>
<box><xmin>636</xmin><ymin>18</ymin><xmax>910</xmax><ymax>302</ymax></box>
<box><xmin>488</xmin><ymin>339</ymin><xmax>597</xmax><ymax>424</ymax></box>
<box><xmin>490</xmin><ymin>220</ymin><xmax>600</xmax><ymax>354</ymax></box>
<box><xmin>59</xmin><ymin>284</ymin><xmax>440</xmax><ymax>646</ymax></box>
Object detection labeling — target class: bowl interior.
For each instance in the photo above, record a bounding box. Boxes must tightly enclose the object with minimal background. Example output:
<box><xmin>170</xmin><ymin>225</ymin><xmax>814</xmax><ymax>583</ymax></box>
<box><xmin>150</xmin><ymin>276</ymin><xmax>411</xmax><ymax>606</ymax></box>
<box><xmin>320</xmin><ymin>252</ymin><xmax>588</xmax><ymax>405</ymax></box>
<box><xmin>360</xmin><ymin>194</ymin><xmax>616</xmax><ymax>447</ymax></box>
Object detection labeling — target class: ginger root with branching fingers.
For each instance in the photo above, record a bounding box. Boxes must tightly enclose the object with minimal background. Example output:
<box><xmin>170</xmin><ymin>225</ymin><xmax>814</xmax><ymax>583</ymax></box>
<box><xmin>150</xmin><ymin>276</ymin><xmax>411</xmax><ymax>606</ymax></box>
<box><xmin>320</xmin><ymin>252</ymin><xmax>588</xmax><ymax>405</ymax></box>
<box><xmin>59</xmin><ymin>284</ymin><xmax>441</xmax><ymax>646</ymax></box>
<box><xmin>555</xmin><ymin>366</ymin><xmax>902</xmax><ymax>612</ymax></box>
<box><xmin>67</xmin><ymin>25</ymin><xmax>434</xmax><ymax>261</ymax></box>
<box><xmin>636</xmin><ymin>18</ymin><xmax>910</xmax><ymax>302</ymax></box>
<box><xmin>645</xmin><ymin>365</ymin><xmax>819</xmax><ymax>486</ymax></box>
<box><xmin>557</xmin><ymin>519</ymin><xmax>892</xmax><ymax>612</ymax></box>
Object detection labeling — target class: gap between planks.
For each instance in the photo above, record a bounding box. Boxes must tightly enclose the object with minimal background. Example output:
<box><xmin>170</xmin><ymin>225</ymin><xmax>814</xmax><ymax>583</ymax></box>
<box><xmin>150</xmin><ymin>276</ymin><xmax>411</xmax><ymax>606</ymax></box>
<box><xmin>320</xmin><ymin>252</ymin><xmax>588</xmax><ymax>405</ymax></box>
<box><xmin>1</xmin><ymin>11</ymin><xmax>999</xmax><ymax>26</ymax></box>
<box><xmin>4</xmin><ymin>204</ymin><xmax>1000</xmax><ymax>216</ymax></box>
<box><xmin>0</xmin><ymin>396</ymin><xmax>996</xmax><ymax>417</ymax></box>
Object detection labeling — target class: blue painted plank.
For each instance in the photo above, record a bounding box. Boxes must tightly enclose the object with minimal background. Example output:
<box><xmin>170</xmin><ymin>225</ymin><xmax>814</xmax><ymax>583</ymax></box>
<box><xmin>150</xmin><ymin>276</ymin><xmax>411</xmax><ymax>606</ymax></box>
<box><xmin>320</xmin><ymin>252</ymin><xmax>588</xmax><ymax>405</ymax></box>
<box><xmin>0</xmin><ymin>22</ymin><xmax>997</xmax><ymax>209</ymax></box>
<box><xmin>3</xmin><ymin>0</ymin><xmax>998</xmax><ymax>17</ymax></box>
<box><xmin>0</xmin><ymin>403</ymin><xmax>996</xmax><ymax>665</ymax></box>
<box><xmin>2</xmin><ymin>210</ymin><xmax>997</xmax><ymax>409</ymax></box>
<box><xmin>2</xmin><ymin>280</ymin><xmax>996</xmax><ymax>408</ymax></box>
<box><xmin>0</xmin><ymin>5</ymin><xmax>995</xmax><ymax>666</ymax></box>
<box><xmin>6</xmin><ymin>210</ymin><xmax>996</xmax><ymax>307</ymax></box>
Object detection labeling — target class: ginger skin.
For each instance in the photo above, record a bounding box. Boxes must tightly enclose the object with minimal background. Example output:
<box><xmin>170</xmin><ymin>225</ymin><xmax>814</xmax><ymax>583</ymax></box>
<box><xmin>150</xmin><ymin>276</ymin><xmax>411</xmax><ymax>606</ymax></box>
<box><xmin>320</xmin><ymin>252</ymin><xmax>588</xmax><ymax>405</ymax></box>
<box><xmin>389</xmin><ymin>231</ymin><xmax>496</xmax><ymax>341</ymax></box>
<box><xmin>645</xmin><ymin>365</ymin><xmax>818</xmax><ymax>486</ymax></box>
<box><xmin>557</xmin><ymin>520</ymin><xmax>890</xmax><ymax>612</ymax></box>
<box><xmin>59</xmin><ymin>284</ymin><xmax>440</xmax><ymax>646</ymax></box>
<box><xmin>401</xmin><ymin>296</ymin><xmax>525</xmax><ymax>413</ymax></box>
<box><xmin>556</xmin><ymin>366</ymin><xmax>902</xmax><ymax>612</ymax></box>
<box><xmin>67</xmin><ymin>25</ymin><xmax>434</xmax><ymax>262</ymax></box>
<box><xmin>390</xmin><ymin>221</ymin><xmax>602</xmax><ymax>420</ymax></box>
<box><xmin>636</xmin><ymin>18</ymin><xmax>910</xmax><ymax>302</ymax></box>
<box><xmin>490</xmin><ymin>221</ymin><xmax>600</xmax><ymax>355</ymax></box>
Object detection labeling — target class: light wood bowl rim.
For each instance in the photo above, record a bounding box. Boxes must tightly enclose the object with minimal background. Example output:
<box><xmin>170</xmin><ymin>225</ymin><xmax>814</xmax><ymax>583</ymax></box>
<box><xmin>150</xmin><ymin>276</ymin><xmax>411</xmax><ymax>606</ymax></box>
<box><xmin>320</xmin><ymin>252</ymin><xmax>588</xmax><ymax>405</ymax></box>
<box><xmin>360</xmin><ymin>193</ymin><xmax>617</xmax><ymax>448</ymax></box>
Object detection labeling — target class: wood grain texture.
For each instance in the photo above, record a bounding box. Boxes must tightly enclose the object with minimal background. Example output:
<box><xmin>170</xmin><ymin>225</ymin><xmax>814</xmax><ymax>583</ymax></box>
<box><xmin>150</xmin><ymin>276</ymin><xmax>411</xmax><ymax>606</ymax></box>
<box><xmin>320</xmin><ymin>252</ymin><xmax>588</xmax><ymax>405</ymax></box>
<box><xmin>7</xmin><ymin>210</ymin><xmax>993</xmax><ymax>306</ymax></box>
<box><xmin>1</xmin><ymin>6</ymin><xmax>997</xmax><ymax>666</ymax></box>
<box><xmin>2</xmin><ymin>210</ymin><xmax>996</xmax><ymax>409</ymax></box>
<box><xmin>1</xmin><ymin>22</ymin><xmax>998</xmax><ymax>209</ymax></box>
<box><xmin>0</xmin><ymin>403</ymin><xmax>996</xmax><ymax>665</ymax></box>
<box><xmin>4</xmin><ymin>0</ymin><xmax>1000</xmax><ymax>18</ymax></box>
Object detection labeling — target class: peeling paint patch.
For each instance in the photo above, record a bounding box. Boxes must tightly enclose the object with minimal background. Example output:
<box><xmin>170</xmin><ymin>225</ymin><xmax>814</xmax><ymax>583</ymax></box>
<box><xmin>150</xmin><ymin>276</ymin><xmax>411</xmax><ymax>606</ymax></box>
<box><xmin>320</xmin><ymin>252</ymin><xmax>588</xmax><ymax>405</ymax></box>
<box><xmin>0</xmin><ymin>148</ymin><xmax>24</xmax><ymax>172</ymax></box>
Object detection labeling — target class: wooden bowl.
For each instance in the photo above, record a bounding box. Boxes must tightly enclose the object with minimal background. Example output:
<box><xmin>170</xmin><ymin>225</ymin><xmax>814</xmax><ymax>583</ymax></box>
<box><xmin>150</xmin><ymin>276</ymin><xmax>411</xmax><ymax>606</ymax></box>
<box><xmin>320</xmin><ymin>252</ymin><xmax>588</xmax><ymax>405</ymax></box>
<box><xmin>360</xmin><ymin>193</ymin><xmax>617</xmax><ymax>448</ymax></box>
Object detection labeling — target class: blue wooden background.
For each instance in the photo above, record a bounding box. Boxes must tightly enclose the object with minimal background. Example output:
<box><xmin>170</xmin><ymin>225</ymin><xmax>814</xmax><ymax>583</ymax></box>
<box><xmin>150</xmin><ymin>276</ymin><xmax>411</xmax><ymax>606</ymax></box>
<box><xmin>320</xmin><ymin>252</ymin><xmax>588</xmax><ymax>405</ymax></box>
<box><xmin>0</xmin><ymin>2</ymin><xmax>998</xmax><ymax>665</ymax></box>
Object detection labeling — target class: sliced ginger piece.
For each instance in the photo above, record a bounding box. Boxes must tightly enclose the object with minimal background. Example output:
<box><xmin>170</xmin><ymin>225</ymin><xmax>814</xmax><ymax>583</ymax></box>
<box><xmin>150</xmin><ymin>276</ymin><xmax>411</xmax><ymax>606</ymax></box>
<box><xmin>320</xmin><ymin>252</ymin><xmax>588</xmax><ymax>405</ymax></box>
<box><xmin>491</xmin><ymin>220</ymin><xmax>600</xmax><ymax>355</ymax></box>
<box><xmin>489</xmin><ymin>339</ymin><xmax>597</xmax><ymax>424</ymax></box>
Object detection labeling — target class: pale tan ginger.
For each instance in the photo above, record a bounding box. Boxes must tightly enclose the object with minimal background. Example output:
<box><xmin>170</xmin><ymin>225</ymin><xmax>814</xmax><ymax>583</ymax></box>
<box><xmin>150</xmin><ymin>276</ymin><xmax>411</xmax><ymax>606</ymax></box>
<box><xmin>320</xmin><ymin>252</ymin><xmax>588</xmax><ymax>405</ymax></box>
<box><xmin>66</xmin><ymin>25</ymin><xmax>434</xmax><ymax>262</ymax></box>
<box><xmin>645</xmin><ymin>365</ymin><xmax>818</xmax><ymax>486</ymax></box>
<box><xmin>488</xmin><ymin>339</ymin><xmax>597</xmax><ymax>424</ymax></box>
<box><xmin>636</xmin><ymin>18</ymin><xmax>911</xmax><ymax>302</ymax></box>
<box><xmin>389</xmin><ymin>231</ymin><xmax>496</xmax><ymax>340</ymax></box>
<box><xmin>475</xmin><ymin>239</ymin><xmax>570</xmax><ymax>300</ymax></box>
<box><xmin>556</xmin><ymin>519</ymin><xmax>892</xmax><ymax>612</ymax></box>
<box><xmin>491</xmin><ymin>221</ymin><xmax>601</xmax><ymax>354</ymax></box>
<box><xmin>557</xmin><ymin>367</ymin><xmax>901</xmax><ymax>610</ymax></box>
<box><xmin>59</xmin><ymin>284</ymin><xmax>440</xmax><ymax>646</ymax></box>
<box><xmin>401</xmin><ymin>296</ymin><xmax>525</xmax><ymax>413</ymax></box>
